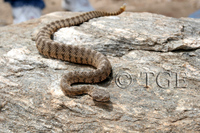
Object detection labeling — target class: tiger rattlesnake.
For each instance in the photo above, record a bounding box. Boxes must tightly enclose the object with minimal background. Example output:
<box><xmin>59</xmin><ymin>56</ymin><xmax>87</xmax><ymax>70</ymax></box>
<box><xmin>36</xmin><ymin>4</ymin><xmax>126</xmax><ymax>102</ymax></box>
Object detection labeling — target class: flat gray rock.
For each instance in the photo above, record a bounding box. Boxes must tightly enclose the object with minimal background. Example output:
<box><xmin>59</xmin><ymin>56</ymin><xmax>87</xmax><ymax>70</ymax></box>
<box><xmin>0</xmin><ymin>11</ymin><xmax>200</xmax><ymax>132</ymax></box>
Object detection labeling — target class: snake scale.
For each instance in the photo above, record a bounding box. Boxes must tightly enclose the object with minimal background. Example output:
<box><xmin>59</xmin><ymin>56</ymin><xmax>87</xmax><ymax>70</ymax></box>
<box><xmin>36</xmin><ymin>4</ymin><xmax>126</xmax><ymax>102</ymax></box>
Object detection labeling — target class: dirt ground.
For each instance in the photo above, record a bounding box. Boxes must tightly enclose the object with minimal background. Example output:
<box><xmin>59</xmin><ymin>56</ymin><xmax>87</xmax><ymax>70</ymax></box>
<box><xmin>0</xmin><ymin>0</ymin><xmax>200</xmax><ymax>25</ymax></box>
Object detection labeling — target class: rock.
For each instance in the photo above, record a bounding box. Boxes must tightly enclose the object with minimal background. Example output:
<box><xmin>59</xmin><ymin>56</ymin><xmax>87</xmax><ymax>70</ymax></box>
<box><xmin>0</xmin><ymin>11</ymin><xmax>200</xmax><ymax>132</ymax></box>
<box><xmin>0</xmin><ymin>20</ymin><xmax>9</xmax><ymax>27</ymax></box>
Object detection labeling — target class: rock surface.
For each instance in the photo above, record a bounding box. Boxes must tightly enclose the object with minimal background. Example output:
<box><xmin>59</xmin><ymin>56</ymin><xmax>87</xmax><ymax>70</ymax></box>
<box><xmin>0</xmin><ymin>11</ymin><xmax>200</xmax><ymax>132</ymax></box>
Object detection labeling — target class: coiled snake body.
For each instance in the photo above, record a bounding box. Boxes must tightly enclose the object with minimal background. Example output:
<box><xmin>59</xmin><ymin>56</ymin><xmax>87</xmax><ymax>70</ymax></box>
<box><xmin>36</xmin><ymin>4</ymin><xmax>126</xmax><ymax>102</ymax></box>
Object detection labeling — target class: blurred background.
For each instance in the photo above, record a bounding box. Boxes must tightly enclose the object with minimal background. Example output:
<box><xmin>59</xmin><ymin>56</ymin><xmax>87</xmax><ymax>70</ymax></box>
<box><xmin>0</xmin><ymin>0</ymin><xmax>200</xmax><ymax>26</ymax></box>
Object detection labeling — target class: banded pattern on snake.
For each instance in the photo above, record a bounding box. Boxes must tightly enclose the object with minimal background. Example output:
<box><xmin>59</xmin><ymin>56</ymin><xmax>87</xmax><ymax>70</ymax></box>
<box><xmin>35</xmin><ymin>4</ymin><xmax>126</xmax><ymax>102</ymax></box>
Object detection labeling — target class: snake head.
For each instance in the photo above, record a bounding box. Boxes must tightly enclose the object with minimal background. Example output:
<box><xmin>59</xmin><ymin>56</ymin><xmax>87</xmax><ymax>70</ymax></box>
<box><xmin>89</xmin><ymin>89</ymin><xmax>110</xmax><ymax>102</ymax></box>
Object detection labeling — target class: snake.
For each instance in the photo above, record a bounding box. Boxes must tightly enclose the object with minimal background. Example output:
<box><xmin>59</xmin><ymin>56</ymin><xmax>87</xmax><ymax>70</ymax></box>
<box><xmin>35</xmin><ymin>4</ymin><xmax>126</xmax><ymax>102</ymax></box>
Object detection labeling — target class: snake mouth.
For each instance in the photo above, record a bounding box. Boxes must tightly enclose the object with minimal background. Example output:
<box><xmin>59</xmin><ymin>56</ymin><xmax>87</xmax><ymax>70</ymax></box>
<box><xmin>94</xmin><ymin>98</ymin><xmax>110</xmax><ymax>102</ymax></box>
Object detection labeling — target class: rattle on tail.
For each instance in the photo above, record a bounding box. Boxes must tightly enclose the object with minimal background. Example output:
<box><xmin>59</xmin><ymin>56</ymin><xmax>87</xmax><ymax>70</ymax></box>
<box><xmin>35</xmin><ymin>4</ymin><xmax>126</xmax><ymax>102</ymax></box>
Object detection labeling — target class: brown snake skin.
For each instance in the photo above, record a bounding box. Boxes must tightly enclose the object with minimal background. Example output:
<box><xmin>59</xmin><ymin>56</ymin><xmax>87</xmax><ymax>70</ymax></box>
<box><xmin>36</xmin><ymin>4</ymin><xmax>126</xmax><ymax>102</ymax></box>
